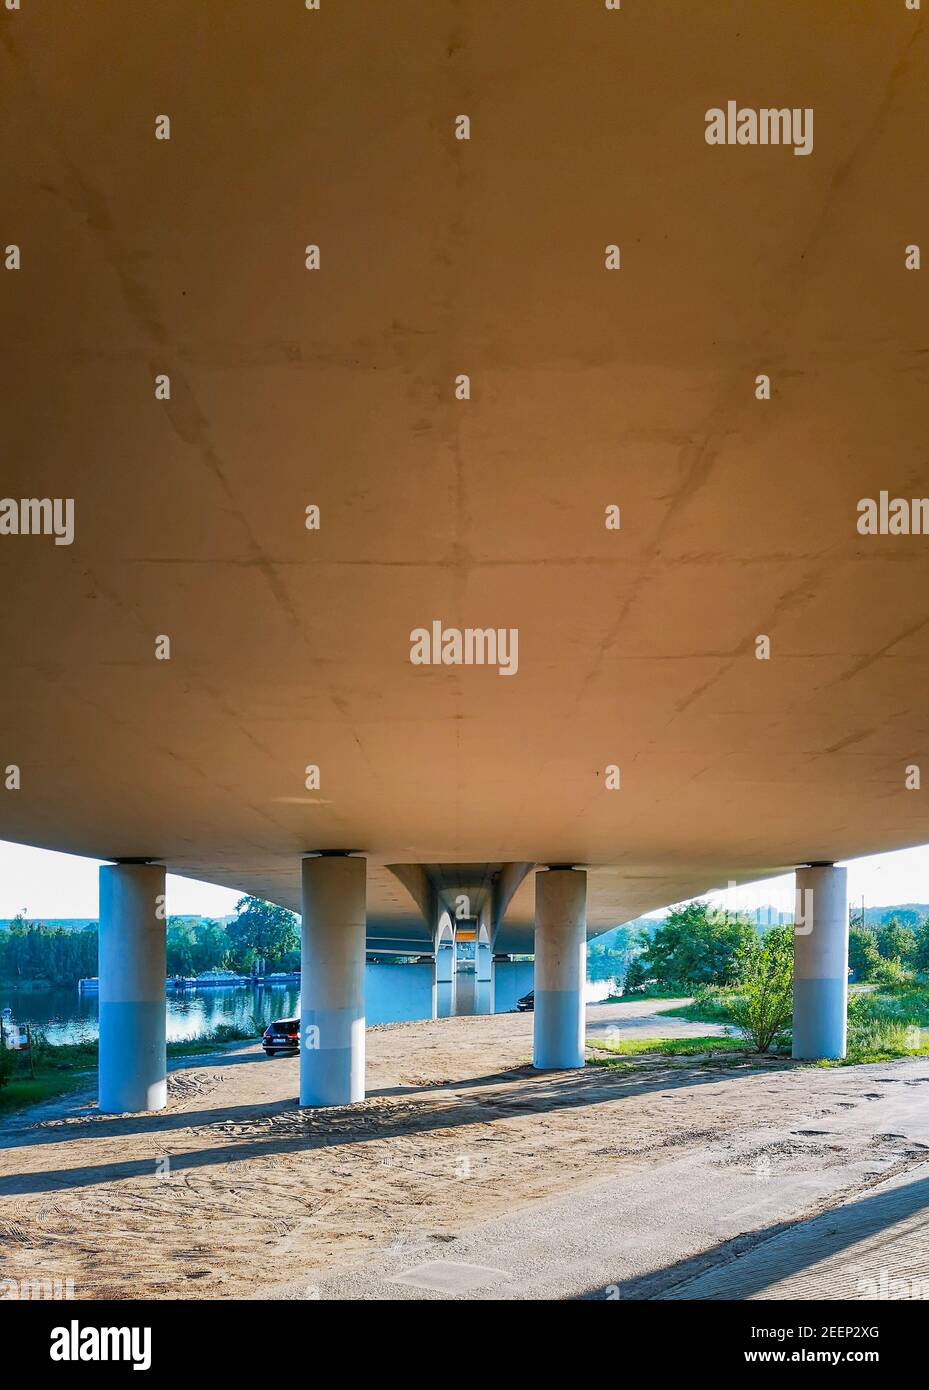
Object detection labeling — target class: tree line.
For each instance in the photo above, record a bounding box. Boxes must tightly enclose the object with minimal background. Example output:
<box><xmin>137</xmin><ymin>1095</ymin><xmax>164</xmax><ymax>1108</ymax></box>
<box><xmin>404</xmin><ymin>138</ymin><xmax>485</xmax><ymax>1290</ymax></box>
<box><xmin>0</xmin><ymin>897</ymin><xmax>300</xmax><ymax>986</ymax></box>
<box><xmin>608</xmin><ymin>902</ymin><xmax>929</xmax><ymax>996</ymax></box>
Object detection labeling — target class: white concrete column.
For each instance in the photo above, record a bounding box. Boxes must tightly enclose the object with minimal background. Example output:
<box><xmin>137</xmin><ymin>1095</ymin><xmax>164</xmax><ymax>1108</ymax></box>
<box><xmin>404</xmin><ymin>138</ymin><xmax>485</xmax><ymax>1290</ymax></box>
<box><xmin>476</xmin><ymin>941</ymin><xmax>493</xmax><ymax>1010</ymax></box>
<box><xmin>98</xmin><ymin>862</ymin><xmax>167</xmax><ymax>1114</ymax></box>
<box><xmin>433</xmin><ymin>911</ymin><xmax>455</xmax><ymax>1016</ymax></box>
<box><xmin>476</xmin><ymin>918</ymin><xmax>494</xmax><ymax>1014</ymax></box>
<box><xmin>434</xmin><ymin>976</ymin><xmax>455</xmax><ymax>1018</ymax></box>
<box><xmin>429</xmin><ymin>957</ymin><xmax>438</xmax><ymax>1019</ymax></box>
<box><xmin>477</xmin><ymin>901</ymin><xmax>493</xmax><ymax>983</ymax></box>
<box><xmin>436</xmin><ymin>937</ymin><xmax>456</xmax><ymax>984</ymax></box>
<box><xmin>300</xmin><ymin>853</ymin><xmax>366</xmax><ymax>1107</ymax></box>
<box><xmin>793</xmin><ymin>863</ymin><xmax>848</xmax><ymax>1060</ymax></box>
<box><xmin>533</xmin><ymin>867</ymin><xmax>587</xmax><ymax>1069</ymax></box>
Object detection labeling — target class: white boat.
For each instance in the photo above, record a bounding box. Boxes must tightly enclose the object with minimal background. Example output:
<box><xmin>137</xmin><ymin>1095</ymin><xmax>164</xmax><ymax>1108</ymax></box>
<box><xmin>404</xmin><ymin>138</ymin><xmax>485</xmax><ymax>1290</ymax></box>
<box><xmin>194</xmin><ymin>969</ymin><xmax>248</xmax><ymax>987</ymax></box>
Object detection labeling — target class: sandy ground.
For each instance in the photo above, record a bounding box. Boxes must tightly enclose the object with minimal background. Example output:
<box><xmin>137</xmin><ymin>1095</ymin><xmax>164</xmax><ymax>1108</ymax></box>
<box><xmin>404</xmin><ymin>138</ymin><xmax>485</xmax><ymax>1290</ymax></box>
<box><xmin>1</xmin><ymin>1000</ymin><xmax>924</xmax><ymax>1301</ymax></box>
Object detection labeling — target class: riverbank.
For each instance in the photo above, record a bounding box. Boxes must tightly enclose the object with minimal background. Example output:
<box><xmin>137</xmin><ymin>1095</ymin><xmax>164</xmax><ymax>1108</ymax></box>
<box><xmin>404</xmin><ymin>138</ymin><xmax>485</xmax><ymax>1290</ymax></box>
<box><xmin>0</xmin><ymin>1026</ymin><xmax>256</xmax><ymax>1117</ymax></box>
<box><xmin>3</xmin><ymin>999</ymin><xmax>929</xmax><ymax>1300</ymax></box>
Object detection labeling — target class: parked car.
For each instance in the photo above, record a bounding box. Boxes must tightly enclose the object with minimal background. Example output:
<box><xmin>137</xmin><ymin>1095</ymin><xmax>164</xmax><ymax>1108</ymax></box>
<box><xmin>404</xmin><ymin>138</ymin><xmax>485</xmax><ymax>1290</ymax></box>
<box><xmin>262</xmin><ymin>1018</ymin><xmax>300</xmax><ymax>1054</ymax></box>
<box><xmin>516</xmin><ymin>990</ymin><xmax>534</xmax><ymax>1012</ymax></box>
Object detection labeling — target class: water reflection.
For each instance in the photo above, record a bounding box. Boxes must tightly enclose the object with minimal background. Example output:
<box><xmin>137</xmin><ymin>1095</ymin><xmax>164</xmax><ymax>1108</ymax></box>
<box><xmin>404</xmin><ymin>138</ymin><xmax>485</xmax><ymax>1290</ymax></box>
<box><xmin>1</xmin><ymin>958</ymin><xmax>616</xmax><ymax>1045</ymax></box>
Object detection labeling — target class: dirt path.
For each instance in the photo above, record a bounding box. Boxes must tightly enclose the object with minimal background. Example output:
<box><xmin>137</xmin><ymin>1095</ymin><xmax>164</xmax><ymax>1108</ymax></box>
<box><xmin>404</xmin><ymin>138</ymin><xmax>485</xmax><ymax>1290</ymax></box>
<box><xmin>0</xmin><ymin>1001</ymin><xmax>920</xmax><ymax>1300</ymax></box>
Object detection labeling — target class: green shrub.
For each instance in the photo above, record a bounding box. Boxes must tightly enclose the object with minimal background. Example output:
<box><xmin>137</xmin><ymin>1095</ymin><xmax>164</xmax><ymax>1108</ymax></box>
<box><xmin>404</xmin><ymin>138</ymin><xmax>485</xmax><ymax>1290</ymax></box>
<box><xmin>915</xmin><ymin>920</ymin><xmax>929</xmax><ymax>976</ymax></box>
<box><xmin>849</xmin><ymin>926</ymin><xmax>881</xmax><ymax>982</ymax></box>
<box><xmin>728</xmin><ymin>925</ymin><xmax>793</xmax><ymax>1052</ymax></box>
<box><xmin>877</xmin><ymin>921</ymin><xmax>918</xmax><ymax>968</ymax></box>
<box><xmin>870</xmin><ymin>959</ymin><xmax>916</xmax><ymax>990</ymax></box>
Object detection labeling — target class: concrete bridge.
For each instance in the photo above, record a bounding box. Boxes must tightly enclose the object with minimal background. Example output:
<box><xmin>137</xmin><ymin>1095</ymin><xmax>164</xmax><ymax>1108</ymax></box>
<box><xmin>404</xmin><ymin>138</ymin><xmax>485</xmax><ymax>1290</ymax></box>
<box><xmin>1</xmin><ymin>2</ymin><xmax>927</xmax><ymax>1109</ymax></box>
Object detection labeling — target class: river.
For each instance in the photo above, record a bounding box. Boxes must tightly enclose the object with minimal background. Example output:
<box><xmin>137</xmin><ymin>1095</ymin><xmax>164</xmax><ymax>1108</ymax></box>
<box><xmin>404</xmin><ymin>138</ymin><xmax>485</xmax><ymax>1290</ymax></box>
<box><xmin>0</xmin><ymin>960</ymin><xmax>621</xmax><ymax>1045</ymax></box>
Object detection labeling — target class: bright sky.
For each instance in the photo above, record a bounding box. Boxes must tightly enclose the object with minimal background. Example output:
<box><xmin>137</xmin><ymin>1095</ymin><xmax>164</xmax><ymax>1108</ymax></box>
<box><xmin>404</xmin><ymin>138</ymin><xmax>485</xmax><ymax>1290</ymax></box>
<box><xmin>0</xmin><ymin>842</ymin><xmax>244</xmax><ymax>920</ymax></box>
<box><xmin>689</xmin><ymin>845</ymin><xmax>929</xmax><ymax>919</ymax></box>
<box><xmin>1</xmin><ymin>838</ymin><xmax>929</xmax><ymax>922</ymax></box>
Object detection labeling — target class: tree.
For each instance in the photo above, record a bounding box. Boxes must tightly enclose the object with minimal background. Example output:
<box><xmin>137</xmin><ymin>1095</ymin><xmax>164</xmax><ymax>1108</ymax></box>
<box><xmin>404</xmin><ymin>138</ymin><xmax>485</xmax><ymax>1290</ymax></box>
<box><xmin>915</xmin><ymin>919</ymin><xmax>929</xmax><ymax>976</ymax></box>
<box><xmin>849</xmin><ymin>926</ymin><xmax>881</xmax><ymax>982</ymax></box>
<box><xmin>191</xmin><ymin>920</ymin><xmax>231</xmax><ymax>974</ymax></box>
<box><xmin>166</xmin><ymin>919</ymin><xmax>197</xmax><ymax>977</ymax></box>
<box><xmin>639</xmin><ymin>901</ymin><xmax>756</xmax><ymax>991</ymax></box>
<box><xmin>622</xmin><ymin>953</ymin><xmax>651</xmax><ymax>995</ymax></box>
<box><xmin>166</xmin><ymin>918</ymin><xmax>231</xmax><ymax>975</ymax></box>
<box><xmin>225</xmin><ymin>897</ymin><xmax>299</xmax><ymax>973</ymax></box>
<box><xmin>729</xmin><ymin>924</ymin><xmax>793</xmax><ymax>1052</ymax></box>
<box><xmin>880</xmin><ymin>907</ymin><xmax>920</xmax><ymax>930</ymax></box>
<box><xmin>589</xmin><ymin>924</ymin><xmax>640</xmax><ymax>985</ymax></box>
<box><xmin>0</xmin><ymin>915</ymin><xmax>97</xmax><ymax>987</ymax></box>
<box><xmin>877</xmin><ymin>919</ymin><xmax>918</xmax><ymax>967</ymax></box>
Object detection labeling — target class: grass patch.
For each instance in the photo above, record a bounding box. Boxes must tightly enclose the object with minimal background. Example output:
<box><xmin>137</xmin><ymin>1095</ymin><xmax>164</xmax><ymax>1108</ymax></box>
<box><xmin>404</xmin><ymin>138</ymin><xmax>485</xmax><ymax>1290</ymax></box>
<box><xmin>0</xmin><ymin>1072</ymin><xmax>95</xmax><ymax>1115</ymax></box>
<box><xmin>167</xmin><ymin>1023</ymin><xmax>257</xmax><ymax>1056</ymax></box>
<box><xmin>600</xmin><ymin>988</ymin><xmax>690</xmax><ymax>1004</ymax></box>
<box><xmin>650</xmin><ymin>982</ymin><xmax>929</xmax><ymax>1067</ymax></box>
<box><xmin>0</xmin><ymin>1024</ymin><xmax>259</xmax><ymax>1116</ymax></box>
<box><xmin>663</xmin><ymin>988</ymin><xmax>741</xmax><ymax>1025</ymax></box>
<box><xmin>586</xmin><ymin>1057</ymin><xmax>639</xmax><ymax>1073</ymax></box>
<box><xmin>841</xmin><ymin>987</ymin><xmax>929</xmax><ymax>1065</ymax></box>
<box><xmin>0</xmin><ymin>1038</ymin><xmax>98</xmax><ymax>1117</ymax></box>
<box><xmin>587</xmin><ymin>1035</ymin><xmax>750</xmax><ymax>1059</ymax></box>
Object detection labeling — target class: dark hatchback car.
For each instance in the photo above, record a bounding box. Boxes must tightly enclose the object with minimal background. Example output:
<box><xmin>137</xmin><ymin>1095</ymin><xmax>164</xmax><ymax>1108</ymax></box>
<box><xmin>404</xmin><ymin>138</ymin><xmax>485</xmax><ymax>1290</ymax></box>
<box><xmin>516</xmin><ymin>990</ymin><xmax>534</xmax><ymax>1012</ymax></box>
<box><xmin>262</xmin><ymin>1018</ymin><xmax>300</xmax><ymax>1054</ymax></box>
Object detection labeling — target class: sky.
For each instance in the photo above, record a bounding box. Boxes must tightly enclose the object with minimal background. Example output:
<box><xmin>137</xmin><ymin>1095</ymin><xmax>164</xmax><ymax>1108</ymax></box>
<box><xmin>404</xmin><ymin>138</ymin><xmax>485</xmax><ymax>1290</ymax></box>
<box><xmin>1</xmin><ymin>838</ymin><xmax>929</xmax><ymax>923</ymax></box>
<box><xmin>677</xmin><ymin>846</ymin><xmax>929</xmax><ymax>920</ymax></box>
<box><xmin>0</xmin><ymin>842</ymin><xmax>244</xmax><ymax>920</ymax></box>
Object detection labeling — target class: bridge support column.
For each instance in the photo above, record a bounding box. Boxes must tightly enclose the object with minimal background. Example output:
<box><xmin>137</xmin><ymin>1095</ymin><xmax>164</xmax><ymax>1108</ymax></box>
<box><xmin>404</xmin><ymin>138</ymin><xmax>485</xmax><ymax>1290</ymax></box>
<box><xmin>533</xmin><ymin>867</ymin><xmax>586</xmax><ymax>1069</ymax></box>
<box><xmin>300</xmin><ymin>853</ymin><xmax>366</xmax><ymax>1107</ymax></box>
<box><xmin>436</xmin><ymin>937</ymin><xmax>456</xmax><ymax>984</ymax></box>
<box><xmin>98</xmin><ymin>862</ymin><xmax>167</xmax><ymax>1114</ymax></box>
<box><xmin>476</xmin><ymin>937</ymin><xmax>494</xmax><ymax>1012</ymax></box>
<box><xmin>792</xmin><ymin>863</ymin><xmax>848</xmax><ymax>1060</ymax></box>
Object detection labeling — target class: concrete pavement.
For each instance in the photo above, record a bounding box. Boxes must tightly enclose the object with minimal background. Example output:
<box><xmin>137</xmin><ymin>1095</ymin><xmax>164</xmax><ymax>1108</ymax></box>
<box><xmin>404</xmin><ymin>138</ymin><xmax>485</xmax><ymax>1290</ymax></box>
<box><xmin>271</xmin><ymin>1056</ymin><xmax>929</xmax><ymax>1300</ymax></box>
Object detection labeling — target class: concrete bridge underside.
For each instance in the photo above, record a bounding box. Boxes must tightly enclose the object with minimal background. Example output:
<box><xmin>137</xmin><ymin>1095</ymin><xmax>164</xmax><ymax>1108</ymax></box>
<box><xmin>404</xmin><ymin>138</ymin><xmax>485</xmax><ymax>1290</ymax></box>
<box><xmin>1</xmin><ymin>2</ymin><xmax>928</xmax><ymax>1104</ymax></box>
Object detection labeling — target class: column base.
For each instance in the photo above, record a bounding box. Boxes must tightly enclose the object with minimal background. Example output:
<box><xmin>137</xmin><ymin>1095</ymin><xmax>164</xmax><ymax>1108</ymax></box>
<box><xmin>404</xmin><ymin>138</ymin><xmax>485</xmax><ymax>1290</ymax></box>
<box><xmin>99</xmin><ymin>1000</ymin><xmax>168</xmax><ymax>1113</ymax></box>
<box><xmin>792</xmin><ymin>977</ymin><xmax>847</xmax><ymax>1060</ymax></box>
<box><xmin>299</xmin><ymin>1006</ymin><xmax>365</xmax><ymax>1107</ymax></box>
<box><xmin>533</xmin><ymin>987</ymin><xmax>585</xmax><ymax>1069</ymax></box>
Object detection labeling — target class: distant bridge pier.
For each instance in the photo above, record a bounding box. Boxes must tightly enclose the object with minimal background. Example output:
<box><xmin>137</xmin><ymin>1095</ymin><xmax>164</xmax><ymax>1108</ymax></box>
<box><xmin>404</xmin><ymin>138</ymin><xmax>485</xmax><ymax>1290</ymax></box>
<box><xmin>476</xmin><ymin>907</ymin><xmax>494</xmax><ymax>1012</ymax></box>
<box><xmin>433</xmin><ymin>914</ymin><xmax>456</xmax><ymax>1017</ymax></box>
<box><xmin>435</xmin><ymin>910</ymin><xmax>456</xmax><ymax>984</ymax></box>
<box><xmin>98</xmin><ymin>861</ymin><xmax>167</xmax><ymax>1114</ymax></box>
<box><xmin>300</xmin><ymin>853</ymin><xmax>367</xmax><ymax>1107</ymax></box>
<box><xmin>533</xmin><ymin>867</ymin><xmax>587</xmax><ymax>1070</ymax></box>
<box><xmin>435</xmin><ymin>939</ymin><xmax>456</xmax><ymax>984</ymax></box>
<box><xmin>792</xmin><ymin>863</ymin><xmax>849</xmax><ymax>1060</ymax></box>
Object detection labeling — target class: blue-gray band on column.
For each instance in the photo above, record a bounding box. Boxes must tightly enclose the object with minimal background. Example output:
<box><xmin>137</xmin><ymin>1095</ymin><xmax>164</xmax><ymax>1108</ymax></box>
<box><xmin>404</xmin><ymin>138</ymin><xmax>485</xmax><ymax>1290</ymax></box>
<box><xmin>98</xmin><ymin>1000</ymin><xmax>167</xmax><ymax>1112</ymax></box>
<box><xmin>792</xmin><ymin>977</ymin><xmax>847</xmax><ymax>1060</ymax></box>
<box><xmin>299</xmin><ymin>1006</ymin><xmax>365</xmax><ymax>1107</ymax></box>
<box><xmin>300</xmin><ymin>1005</ymin><xmax>364</xmax><ymax>1047</ymax></box>
<box><xmin>533</xmin><ymin>988</ymin><xmax>584</xmax><ymax>1069</ymax></box>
